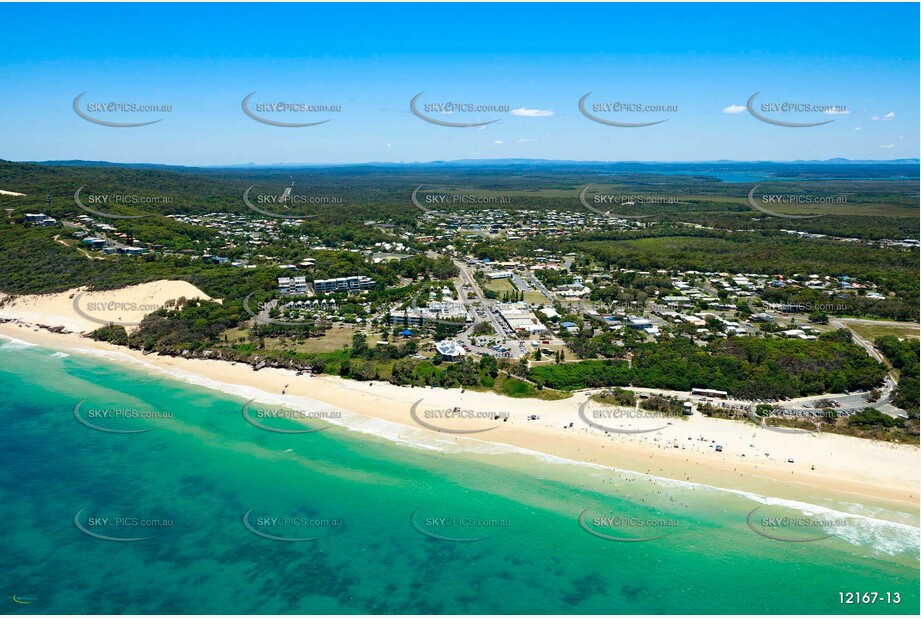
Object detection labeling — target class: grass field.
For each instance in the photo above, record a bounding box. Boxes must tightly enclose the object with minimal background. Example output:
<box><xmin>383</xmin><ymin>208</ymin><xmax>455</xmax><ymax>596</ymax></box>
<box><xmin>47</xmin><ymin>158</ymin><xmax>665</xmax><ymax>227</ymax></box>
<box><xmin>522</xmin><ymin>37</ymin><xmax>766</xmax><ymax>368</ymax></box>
<box><xmin>523</xmin><ymin>290</ymin><xmax>550</xmax><ymax>305</ymax></box>
<box><xmin>841</xmin><ymin>320</ymin><xmax>920</xmax><ymax>341</ymax></box>
<box><xmin>224</xmin><ymin>325</ymin><xmax>388</xmax><ymax>353</ymax></box>
<box><xmin>483</xmin><ymin>277</ymin><xmax>515</xmax><ymax>293</ymax></box>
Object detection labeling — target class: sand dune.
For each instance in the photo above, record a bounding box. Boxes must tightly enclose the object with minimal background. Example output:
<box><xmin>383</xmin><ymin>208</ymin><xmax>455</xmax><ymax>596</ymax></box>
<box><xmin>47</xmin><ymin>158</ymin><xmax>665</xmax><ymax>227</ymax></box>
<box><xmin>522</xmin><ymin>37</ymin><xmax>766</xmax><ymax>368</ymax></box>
<box><xmin>0</xmin><ymin>280</ymin><xmax>213</xmax><ymax>333</ymax></box>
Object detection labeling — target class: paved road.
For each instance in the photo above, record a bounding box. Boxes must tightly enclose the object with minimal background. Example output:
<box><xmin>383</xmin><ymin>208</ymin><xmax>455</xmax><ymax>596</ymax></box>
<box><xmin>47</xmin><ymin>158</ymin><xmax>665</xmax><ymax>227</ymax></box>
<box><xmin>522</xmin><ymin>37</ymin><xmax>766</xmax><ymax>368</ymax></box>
<box><xmin>524</xmin><ymin>271</ymin><xmax>555</xmax><ymax>302</ymax></box>
<box><xmin>452</xmin><ymin>259</ymin><xmax>507</xmax><ymax>339</ymax></box>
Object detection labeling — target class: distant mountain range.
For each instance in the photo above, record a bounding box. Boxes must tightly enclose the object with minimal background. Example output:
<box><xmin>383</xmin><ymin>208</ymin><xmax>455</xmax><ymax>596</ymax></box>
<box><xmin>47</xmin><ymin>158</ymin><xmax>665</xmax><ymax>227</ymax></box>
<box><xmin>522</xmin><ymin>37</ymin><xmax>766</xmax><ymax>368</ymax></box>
<box><xmin>24</xmin><ymin>158</ymin><xmax>921</xmax><ymax>170</ymax></box>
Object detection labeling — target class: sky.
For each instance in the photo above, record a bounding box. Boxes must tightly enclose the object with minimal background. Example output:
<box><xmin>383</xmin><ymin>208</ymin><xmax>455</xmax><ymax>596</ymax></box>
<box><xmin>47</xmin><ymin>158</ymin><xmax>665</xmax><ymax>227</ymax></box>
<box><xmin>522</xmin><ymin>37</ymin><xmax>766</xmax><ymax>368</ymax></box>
<box><xmin>0</xmin><ymin>2</ymin><xmax>917</xmax><ymax>166</ymax></box>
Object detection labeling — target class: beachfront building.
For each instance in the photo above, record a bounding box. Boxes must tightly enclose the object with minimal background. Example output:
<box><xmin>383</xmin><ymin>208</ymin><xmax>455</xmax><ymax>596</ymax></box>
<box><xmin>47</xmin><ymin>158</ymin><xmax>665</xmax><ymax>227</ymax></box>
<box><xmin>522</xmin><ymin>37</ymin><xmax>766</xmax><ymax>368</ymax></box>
<box><xmin>313</xmin><ymin>276</ymin><xmax>376</xmax><ymax>293</ymax></box>
<box><xmin>434</xmin><ymin>340</ymin><xmax>466</xmax><ymax>360</ymax></box>
<box><xmin>278</xmin><ymin>276</ymin><xmax>308</xmax><ymax>296</ymax></box>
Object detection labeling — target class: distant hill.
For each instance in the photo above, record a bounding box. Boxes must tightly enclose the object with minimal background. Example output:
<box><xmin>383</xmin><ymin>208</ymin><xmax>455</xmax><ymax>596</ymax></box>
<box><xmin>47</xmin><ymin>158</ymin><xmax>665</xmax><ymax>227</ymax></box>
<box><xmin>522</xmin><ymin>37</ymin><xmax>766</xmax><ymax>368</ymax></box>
<box><xmin>25</xmin><ymin>158</ymin><xmax>920</xmax><ymax>170</ymax></box>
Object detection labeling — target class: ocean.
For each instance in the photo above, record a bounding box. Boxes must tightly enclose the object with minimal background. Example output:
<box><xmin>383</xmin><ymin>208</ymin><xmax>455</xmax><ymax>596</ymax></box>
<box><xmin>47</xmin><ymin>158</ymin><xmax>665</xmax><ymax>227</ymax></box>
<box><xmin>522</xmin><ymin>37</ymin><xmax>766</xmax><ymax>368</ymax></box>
<box><xmin>1</xmin><ymin>336</ymin><xmax>918</xmax><ymax>614</ymax></box>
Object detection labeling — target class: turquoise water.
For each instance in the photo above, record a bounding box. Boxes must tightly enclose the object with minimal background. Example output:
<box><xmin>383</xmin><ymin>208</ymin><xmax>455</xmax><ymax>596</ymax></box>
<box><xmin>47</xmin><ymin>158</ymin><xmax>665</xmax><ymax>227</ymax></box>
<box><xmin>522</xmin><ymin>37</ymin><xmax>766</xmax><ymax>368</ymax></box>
<box><xmin>0</xmin><ymin>337</ymin><xmax>918</xmax><ymax>614</ymax></box>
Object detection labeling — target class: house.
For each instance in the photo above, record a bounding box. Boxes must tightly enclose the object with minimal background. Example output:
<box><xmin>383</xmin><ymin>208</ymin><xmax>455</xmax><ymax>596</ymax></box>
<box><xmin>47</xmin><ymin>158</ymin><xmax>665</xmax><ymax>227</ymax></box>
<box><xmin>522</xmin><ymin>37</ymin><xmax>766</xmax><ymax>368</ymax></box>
<box><xmin>627</xmin><ymin>317</ymin><xmax>653</xmax><ymax>329</ymax></box>
<box><xmin>81</xmin><ymin>237</ymin><xmax>106</xmax><ymax>250</ymax></box>
<box><xmin>24</xmin><ymin>213</ymin><xmax>56</xmax><ymax>226</ymax></box>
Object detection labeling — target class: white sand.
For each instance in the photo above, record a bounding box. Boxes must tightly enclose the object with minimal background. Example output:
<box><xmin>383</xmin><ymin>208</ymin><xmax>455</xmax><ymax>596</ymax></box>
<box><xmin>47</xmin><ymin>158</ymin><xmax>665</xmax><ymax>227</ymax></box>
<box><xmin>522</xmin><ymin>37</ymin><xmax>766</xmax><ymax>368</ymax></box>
<box><xmin>0</xmin><ymin>282</ymin><xmax>917</xmax><ymax>513</ymax></box>
<box><xmin>0</xmin><ymin>280</ymin><xmax>213</xmax><ymax>333</ymax></box>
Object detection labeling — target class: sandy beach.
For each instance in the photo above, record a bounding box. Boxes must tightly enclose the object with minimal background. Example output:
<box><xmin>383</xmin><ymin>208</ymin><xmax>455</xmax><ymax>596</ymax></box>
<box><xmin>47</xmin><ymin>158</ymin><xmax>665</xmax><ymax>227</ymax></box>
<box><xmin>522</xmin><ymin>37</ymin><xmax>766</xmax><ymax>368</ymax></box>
<box><xmin>0</xmin><ymin>281</ymin><xmax>918</xmax><ymax>514</ymax></box>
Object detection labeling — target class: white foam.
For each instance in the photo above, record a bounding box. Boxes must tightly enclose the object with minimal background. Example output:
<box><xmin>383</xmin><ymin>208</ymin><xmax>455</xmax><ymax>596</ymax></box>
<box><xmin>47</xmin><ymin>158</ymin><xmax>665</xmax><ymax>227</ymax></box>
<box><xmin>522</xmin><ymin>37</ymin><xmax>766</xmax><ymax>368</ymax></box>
<box><xmin>50</xmin><ymin>351</ymin><xmax>70</xmax><ymax>358</ymax></box>
<box><xmin>0</xmin><ymin>334</ymin><xmax>38</xmax><ymax>350</ymax></box>
<box><xmin>13</xmin><ymin>336</ymin><xmax>921</xmax><ymax>557</ymax></box>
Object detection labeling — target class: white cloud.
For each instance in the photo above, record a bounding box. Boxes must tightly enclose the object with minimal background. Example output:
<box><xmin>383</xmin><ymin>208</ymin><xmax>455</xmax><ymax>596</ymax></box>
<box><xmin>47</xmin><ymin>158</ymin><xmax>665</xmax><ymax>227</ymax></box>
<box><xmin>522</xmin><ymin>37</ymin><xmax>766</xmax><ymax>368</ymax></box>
<box><xmin>824</xmin><ymin>107</ymin><xmax>850</xmax><ymax>115</ymax></box>
<box><xmin>510</xmin><ymin>108</ymin><xmax>554</xmax><ymax>117</ymax></box>
<box><xmin>880</xmin><ymin>144</ymin><xmax>895</xmax><ymax>149</ymax></box>
<box><xmin>899</xmin><ymin>135</ymin><xmax>904</xmax><ymax>139</ymax></box>
<box><xmin>883</xmin><ymin>112</ymin><xmax>895</xmax><ymax>120</ymax></box>
<box><xmin>385</xmin><ymin>143</ymin><xmax>391</xmax><ymax>148</ymax></box>
<box><xmin>854</xmin><ymin>127</ymin><xmax>862</xmax><ymax>131</ymax></box>
<box><xmin>722</xmin><ymin>104</ymin><xmax>745</xmax><ymax>114</ymax></box>
<box><xmin>516</xmin><ymin>138</ymin><xmax>535</xmax><ymax>144</ymax></box>
<box><xmin>492</xmin><ymin>140</ymin><xmax>504</xmax><ymax>145</ymax></box>
<box><xmin>871</xmin><ymin>115</ymin><xmax>880</xmax><ymax>121</ymax></box>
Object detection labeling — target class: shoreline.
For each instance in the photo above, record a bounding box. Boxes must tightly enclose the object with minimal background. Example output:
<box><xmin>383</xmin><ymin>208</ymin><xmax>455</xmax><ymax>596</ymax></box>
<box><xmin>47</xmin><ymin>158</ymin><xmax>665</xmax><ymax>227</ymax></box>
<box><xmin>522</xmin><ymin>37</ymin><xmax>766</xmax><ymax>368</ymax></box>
<box><xmin>1</xmin><ymin>318</ymin><xmax>918</xmax><ymax>517</ymax></box>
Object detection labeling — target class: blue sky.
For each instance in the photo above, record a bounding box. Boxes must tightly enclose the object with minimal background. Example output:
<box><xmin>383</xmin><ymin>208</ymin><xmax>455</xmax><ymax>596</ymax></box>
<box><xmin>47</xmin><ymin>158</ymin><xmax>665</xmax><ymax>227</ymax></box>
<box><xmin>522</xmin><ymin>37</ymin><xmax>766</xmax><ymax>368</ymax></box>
<box><xmin>0</xmin><ymin>2</ymin><xmax>917</xmax><ymax>165</ymax></box>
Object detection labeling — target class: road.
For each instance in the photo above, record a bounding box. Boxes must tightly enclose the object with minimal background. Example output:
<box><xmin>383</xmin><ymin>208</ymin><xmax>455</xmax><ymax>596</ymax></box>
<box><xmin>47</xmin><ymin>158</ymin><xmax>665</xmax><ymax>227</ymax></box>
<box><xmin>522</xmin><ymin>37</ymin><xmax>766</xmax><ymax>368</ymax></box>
<box><xmin>523</xmin><ymin>271</ymin><xmax>555</xmax><ymax>302</ymax></box>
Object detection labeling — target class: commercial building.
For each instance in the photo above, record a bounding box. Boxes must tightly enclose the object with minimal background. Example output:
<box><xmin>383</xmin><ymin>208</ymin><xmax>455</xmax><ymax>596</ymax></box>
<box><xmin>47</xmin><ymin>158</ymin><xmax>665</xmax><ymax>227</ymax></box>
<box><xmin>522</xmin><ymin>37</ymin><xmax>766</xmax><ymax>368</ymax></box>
<box><xmin>313</xmin><ymin>276</ymin><xmax>376</xmax><ymax>293</ymax></box>
<box><xmin>496</xmin><ymin>302</ymin><xmax>547</xmax><ymax>334</ymax></box>
<box><xmin>434</xmin><ymin>340</ymin><xmax>466</xmax><ymax>360</ymax></box>
<box><xmin>390</xmin><ymin>301</ymin><xmax>471</xmax><ymax>326</ymax></box>
<box><xmin>278</xmin><ymin>276</ymin><xmax>308</xmax><ymax>296</ymax></box>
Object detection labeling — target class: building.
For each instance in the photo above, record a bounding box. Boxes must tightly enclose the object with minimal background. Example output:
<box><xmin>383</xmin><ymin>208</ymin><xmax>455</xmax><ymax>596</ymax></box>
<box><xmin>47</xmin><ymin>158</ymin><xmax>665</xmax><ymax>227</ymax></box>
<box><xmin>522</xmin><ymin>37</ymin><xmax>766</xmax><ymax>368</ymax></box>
<box><xmin>24</xmin><ymin>213</ymin><xmax>57</xmax><ymax>226</ymax></box>
<box><xmin>313</xmin><ymin>276</ymin><xmax>376</xmax><ymax>293</ymax></box>
<box><xmin>434</xmin><ymin>340</ymin><xmax>466</xmax><ymax>360</ymax></box>
<box><xmin>81</xmin><ymin>237</ymin><xmax>106</xmax><ymax>250</ymax></box>
<box><xmin>278</xmin><ymin>276</ymin><xmax>308</xmax><ymax>296</ymax></box>
<box><xmin>487</xmin><ymin>271</ymin><xmax>513</xmax><ymax>280</ymax></box>
<box><xmin>691</xmin><ymin>388</ymin><xmax>728</xmax><ymax>399</ymax></box>
<box><xmin>497</xmin><ymin>302</ymin><xmax>547</xmax><ymax>334</ymax></box>
<box><xmin>390</xmin><ymin>301</ymin><xmax>471</xmax><ymax>326</ymax></box>
<box><xmin>662</xmin><ymin>296</ymin><xmax>691</xmax><ymax>307</ymax></box>
<box><xmin>116</xmin><ymin>247</ymin><xmax>147</xmax><ymax>256</ymax></box>
<box><xmin>627</xmin><ymin>317</ymin><xmax>653</xmax><ymax>329</ymax></box>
